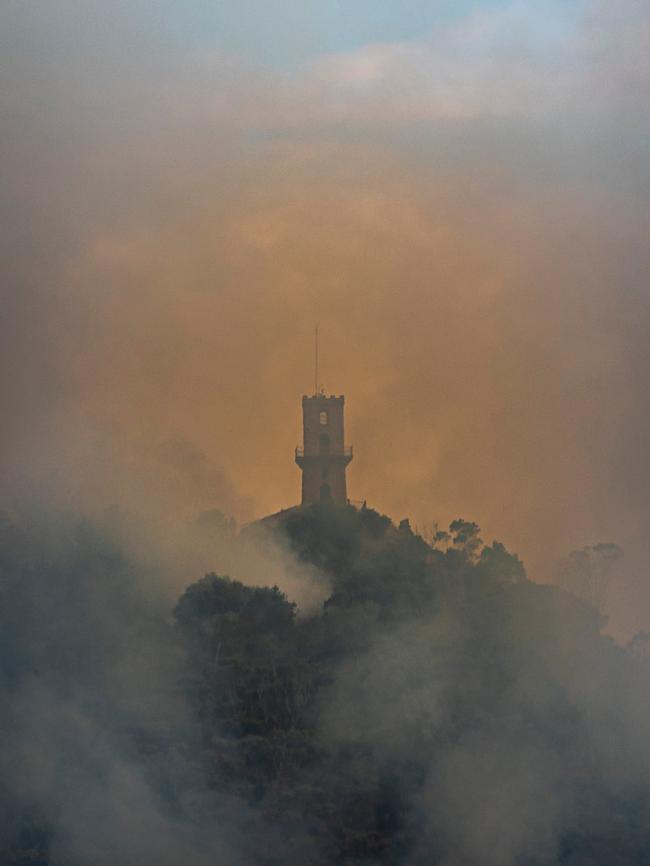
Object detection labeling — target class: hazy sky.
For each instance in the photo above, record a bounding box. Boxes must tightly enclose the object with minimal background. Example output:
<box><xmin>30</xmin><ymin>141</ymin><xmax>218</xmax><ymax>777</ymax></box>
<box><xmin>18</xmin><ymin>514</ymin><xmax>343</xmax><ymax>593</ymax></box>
<box><xmin>1</xmin><ymin>1</ymin><xmax>648</xmax><ymax>635</ymax></box>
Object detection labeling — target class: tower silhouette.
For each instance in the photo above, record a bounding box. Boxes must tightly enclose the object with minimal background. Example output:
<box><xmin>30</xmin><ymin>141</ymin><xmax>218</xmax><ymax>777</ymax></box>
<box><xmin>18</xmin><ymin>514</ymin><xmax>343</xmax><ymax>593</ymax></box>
<box><xmin>295</xmin><ymin>394</ymin><xmax>352</xmax><ymax>505</ymax></box>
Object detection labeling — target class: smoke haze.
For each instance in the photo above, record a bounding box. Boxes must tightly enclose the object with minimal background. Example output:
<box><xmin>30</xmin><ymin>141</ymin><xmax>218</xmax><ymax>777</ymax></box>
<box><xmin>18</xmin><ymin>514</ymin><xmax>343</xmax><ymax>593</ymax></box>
<box><xmin>1</xmin><ymin>0</ymin><xmax>649</xmax><ymax>637</ymax></box>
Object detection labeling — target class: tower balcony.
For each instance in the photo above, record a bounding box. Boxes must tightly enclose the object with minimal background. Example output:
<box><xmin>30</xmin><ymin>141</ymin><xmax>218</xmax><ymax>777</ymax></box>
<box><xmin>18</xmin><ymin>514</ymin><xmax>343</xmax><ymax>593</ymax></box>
<box><xmin>295</xmin><ymin>445</ymin><xmax>353</xmax><ymax>467</ymax></box>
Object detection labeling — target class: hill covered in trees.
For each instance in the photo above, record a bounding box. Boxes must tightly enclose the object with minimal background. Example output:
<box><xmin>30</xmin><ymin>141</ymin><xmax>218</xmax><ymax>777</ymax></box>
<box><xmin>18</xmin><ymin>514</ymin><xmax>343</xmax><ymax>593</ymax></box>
<box><xmin>1</xmin><ymin>503</ymin><xmax>649</xmax><ymax>865</ymax></box>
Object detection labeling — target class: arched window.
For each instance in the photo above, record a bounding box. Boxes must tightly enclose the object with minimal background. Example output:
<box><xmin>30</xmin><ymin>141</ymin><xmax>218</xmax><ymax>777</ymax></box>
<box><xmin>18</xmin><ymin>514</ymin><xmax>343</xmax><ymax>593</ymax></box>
<box><xmin>319</xmin><ymin>410</ymin><xmax>328</xmax><ymax>426</ymax></box>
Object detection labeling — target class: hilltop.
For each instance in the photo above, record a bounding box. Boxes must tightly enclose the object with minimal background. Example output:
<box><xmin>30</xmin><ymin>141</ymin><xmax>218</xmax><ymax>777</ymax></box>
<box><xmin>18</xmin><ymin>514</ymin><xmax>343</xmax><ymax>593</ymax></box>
<box><xmin>1</xmin><ymin>502</ymin><xmax>649</xmax><ymax>865</ymax></box>
<box><xmin>175</xmin><ymin>503</ymin><xmax>648</xmax><ymax>866</ymax></box>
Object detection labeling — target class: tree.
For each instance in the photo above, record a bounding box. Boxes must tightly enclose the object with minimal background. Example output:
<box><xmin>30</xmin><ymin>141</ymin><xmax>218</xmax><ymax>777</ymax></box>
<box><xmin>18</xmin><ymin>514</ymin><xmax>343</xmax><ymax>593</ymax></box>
<box><xmin>556</xmin><ymin>543</ymin><xmax>623</xmax><ymax>613</ymax></box>
<box><xmin>449</xmin><ymin>518</ymin><xmax>482</xmax><ymax>560</ymax></box>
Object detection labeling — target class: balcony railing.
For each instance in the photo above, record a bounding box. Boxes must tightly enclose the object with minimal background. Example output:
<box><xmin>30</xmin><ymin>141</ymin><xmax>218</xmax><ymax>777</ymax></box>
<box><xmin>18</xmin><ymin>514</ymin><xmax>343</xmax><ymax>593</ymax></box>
<box><xmin>295</xmin><ymin>445</ymin><xmax>353</xmax><ymax>458</ymax></box>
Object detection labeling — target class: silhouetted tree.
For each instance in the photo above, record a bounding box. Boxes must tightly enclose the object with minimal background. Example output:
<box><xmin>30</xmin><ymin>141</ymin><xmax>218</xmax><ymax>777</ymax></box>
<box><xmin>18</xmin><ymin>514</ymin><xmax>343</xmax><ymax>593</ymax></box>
<box><xmin>556</xmin><ymin>542</ymin><xmax>623</xmax><ymax>613</ymax></box>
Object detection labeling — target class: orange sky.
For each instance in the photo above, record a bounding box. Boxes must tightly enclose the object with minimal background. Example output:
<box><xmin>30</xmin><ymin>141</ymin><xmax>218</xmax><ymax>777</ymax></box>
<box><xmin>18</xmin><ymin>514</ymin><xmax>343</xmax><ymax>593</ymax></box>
<box><xmin>1</xmin><ymin>1</ymin><xmax>649</xmax><ymax>636</ymax></box>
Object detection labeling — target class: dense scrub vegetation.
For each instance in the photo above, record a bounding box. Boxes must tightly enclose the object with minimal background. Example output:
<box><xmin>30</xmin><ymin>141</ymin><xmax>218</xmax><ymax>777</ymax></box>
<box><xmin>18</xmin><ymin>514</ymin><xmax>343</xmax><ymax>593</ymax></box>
<box><xmin>1</xmin><ymin>503</ymin><xmax>650</xmax><ymax>864</ymax></box>
<box><xmin>174</xmin><ymin>505</ymin><xmax>650</xmax><ymax>865</ymax></box>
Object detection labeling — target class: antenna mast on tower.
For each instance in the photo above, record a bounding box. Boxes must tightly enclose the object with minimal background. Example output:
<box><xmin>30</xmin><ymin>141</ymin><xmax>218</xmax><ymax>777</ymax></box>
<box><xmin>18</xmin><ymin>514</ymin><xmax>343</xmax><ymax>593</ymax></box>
<box><xmin>314</xmin><ymin>324</ymin><xmax>319</xmax><ymax>395</ymax></box>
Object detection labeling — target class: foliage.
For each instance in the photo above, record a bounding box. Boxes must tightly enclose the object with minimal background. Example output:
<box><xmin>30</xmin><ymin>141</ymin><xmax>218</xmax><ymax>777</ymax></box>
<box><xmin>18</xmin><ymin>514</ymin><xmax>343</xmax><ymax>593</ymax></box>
<box><xmin>556</xmin><ymin>543</ymin><xmax>623</xmax><ymax>613</ymax></box>
<box><xmin>0</xmin><ymin>503</ymin><xmax>647</xmax><ymax>865</ymax></box>
<box><xmin>173</xmin><ymin>504</ymin><xmax>649</xmax><ymax>865</ymax></box>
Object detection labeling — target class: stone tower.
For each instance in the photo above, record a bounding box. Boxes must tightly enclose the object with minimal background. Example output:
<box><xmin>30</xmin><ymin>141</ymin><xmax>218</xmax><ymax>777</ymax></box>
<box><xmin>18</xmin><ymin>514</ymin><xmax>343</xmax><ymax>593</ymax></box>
<box><xmin>295</xmin><ymin>394</ymin><xmax>353</xmax><ymax>505</ymax></box>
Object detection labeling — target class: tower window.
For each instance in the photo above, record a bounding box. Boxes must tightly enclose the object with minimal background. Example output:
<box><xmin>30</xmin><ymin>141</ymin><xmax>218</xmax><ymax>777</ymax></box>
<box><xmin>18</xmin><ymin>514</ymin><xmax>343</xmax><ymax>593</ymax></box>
<box><xmin>319</xmin><ymin>410</ymin><xmax>328</xmax><ymax>425</ymax></box>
